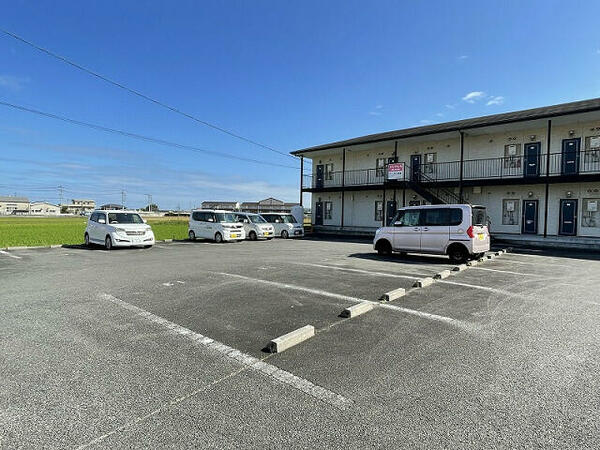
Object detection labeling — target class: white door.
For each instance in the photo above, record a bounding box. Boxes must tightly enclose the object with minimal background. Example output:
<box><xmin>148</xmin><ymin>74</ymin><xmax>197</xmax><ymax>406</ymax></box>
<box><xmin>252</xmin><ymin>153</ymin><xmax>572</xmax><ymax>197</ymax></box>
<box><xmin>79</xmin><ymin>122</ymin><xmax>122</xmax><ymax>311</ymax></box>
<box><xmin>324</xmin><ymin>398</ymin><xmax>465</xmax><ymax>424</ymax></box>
<box><xmin>95</xmin><ymin>213</ymin><xmax>107</xmax><ymax>242</ymax></box>
<box><xmin>392</xmin><ymin>209</ymin><xmax>421</xmax><ymax>251</ymax></box>
<box><xmin>420</xmin><ymin>208</ymin><xmax>451</xmax><ymax>254</ymax></box>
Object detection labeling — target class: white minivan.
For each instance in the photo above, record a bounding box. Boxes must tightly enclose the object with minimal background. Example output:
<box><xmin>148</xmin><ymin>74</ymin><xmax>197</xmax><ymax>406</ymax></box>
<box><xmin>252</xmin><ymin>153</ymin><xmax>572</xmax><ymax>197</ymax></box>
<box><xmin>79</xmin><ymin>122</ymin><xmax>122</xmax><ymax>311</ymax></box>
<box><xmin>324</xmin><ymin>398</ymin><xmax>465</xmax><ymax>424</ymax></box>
<box><xmin>188</xmin><ymin>210</ymin><xmax>245</xmax><ymax>243</ymax></box>
<box><xmin>84</xmin><ymin>210</ymin><xmax>155</xmax><ymax>250</ymax></box>
<box><xmin>373</xmin><ymin>204</ymin><xmax>490</xmax><ymax>263</ymax></box>
<box><xmin>234</xmin><ymin>212</ymin><xmax>275</xmax><ymax>240</ymax></box>
<box><xmin>261</xmin><ymin>213</ymin><xmax>304</xmax><ymax>239</ymax></box>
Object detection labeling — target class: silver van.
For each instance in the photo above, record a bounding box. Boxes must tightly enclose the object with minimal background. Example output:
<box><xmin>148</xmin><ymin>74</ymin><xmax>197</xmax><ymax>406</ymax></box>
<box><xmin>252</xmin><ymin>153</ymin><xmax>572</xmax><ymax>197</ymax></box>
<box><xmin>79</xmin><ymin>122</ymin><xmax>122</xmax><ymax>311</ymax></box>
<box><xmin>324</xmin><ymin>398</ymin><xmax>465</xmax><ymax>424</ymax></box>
<box><xmin>373</xmin><ymin>204</ymin><xmax>490</xmax><ymax>262</ymax></box>
<box><xmin>234</xmin><ymin>212</ymin><xmax>275</xmax><ymax>240</ymax></box>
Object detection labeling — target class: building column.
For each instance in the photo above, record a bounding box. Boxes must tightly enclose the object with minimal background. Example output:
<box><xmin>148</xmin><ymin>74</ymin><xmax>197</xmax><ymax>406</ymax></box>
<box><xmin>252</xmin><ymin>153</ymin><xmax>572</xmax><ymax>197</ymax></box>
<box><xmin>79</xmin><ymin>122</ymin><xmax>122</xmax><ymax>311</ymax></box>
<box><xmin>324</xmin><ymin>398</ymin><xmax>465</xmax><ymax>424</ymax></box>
<box><xmin>543</xmin><ymin>119</ymin><xmax>552</xmax><ymax>237</ymax></box>
<box><xmin>341</xmin><ymin>148</ymin><xmax>346</xmax><ymax>228</ymax></box>
<box><xmin>299</xmin><ymin>156</ymin><xmax>304</xmax><ymax>206</ymax></box>
<box><xmin>382</xmin><ymin>188</ymin><xmax>386</xmax><ymax>226</ymax></box>
<box><xmin>458</xmin><ymin>130</ymin><xmax>465</xmax><ymax>202</ymax></box>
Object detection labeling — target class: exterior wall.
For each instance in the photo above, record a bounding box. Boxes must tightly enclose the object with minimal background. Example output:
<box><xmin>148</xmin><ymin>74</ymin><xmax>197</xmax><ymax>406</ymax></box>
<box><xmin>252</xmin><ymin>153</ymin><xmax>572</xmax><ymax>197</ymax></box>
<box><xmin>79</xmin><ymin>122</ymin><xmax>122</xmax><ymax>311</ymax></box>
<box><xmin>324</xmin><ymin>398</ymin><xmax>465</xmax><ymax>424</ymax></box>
<box><xmin>0</xmin><ymin>200</ymin><xmax>30</xmax><ymax>215</ymax></box>
<box><xmin>30</xmin><ymin>203</ymin><xmax>60</xmax><ymax>215</ymax></box>
<box><xmin>312</xmin><ymin>192</ymin><xmax>342</xmax><ymax>227</ymax></box>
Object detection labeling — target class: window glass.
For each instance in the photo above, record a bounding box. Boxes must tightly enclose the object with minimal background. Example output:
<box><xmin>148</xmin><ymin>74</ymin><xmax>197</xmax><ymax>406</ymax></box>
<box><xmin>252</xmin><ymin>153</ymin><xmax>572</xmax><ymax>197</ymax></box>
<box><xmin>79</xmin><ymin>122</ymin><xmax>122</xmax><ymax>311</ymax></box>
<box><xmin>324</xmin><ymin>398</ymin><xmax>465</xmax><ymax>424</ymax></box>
<box><xmin>449</xmin><ymin>208</ymin><xmax>463</xmax><ymax>225</ymax></box>
<box><xmin>422</xmin><ymin>208</ymin><xmax>446</xmax><ymax>226</ymax></box>
<box><xmin>375</xmin><ymin>158</ymin><xmax>386</xmax><ymax>177</ymax></box>
<box><xmin>97</xmin><ymin>213</ymin><xmax>107</xmax><ymax>223</ymax></box>
<box><xmin>325</xmin><ymin>202</ymin><xmax>332</xmax><ymax>220</ymax></box>
<box><xmin>502</xmin><ymin>200</ymin><xmax>519</xmax><ymax>225</ymax></box>
<box><xmin>374</xmin><ymin>201</ymin><xmax>383</xmax><ymax>221</ymax></box>
<box><xmin>108</xmin><ymin>213</ymin><xmax>143</xmax><ymax>224</ymax></box>
<box><xmin>472</xmin><ymin>207</ymin><xmax>487</xmax><ymax>226</ymax></box>
<box><xmin>325</xmin><ymin>163</ymin><xmax>334</xmax><ymax>180</ymax></box>
<box><xmin>250</xmin><ymin>215</ymin><xmax>267</xmax><ymax>223</ymax></box>
<box><xmin>281</xmin><ymin>215</ymin><xmax>297</xmax><ymax>223</ymax></box>
<box><xmin>192</xmin><ymin>211</ymin><xmax>202</xmax><ymax>221</ymax></box>
<box><xmin>396</xmin><ymin>210</ymin><xmax>420</xmax><ymax>226</ymax></box>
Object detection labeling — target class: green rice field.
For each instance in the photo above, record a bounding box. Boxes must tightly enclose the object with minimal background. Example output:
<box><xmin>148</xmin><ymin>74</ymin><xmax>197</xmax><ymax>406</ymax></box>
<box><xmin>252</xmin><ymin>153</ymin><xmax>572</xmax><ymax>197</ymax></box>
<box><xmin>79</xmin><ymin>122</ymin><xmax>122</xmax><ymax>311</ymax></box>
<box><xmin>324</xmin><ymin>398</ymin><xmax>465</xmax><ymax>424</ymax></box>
<box><xmin>0</xmin><ymin>216</ymin><xmax>189</xmax><ymax>247</ymax></box>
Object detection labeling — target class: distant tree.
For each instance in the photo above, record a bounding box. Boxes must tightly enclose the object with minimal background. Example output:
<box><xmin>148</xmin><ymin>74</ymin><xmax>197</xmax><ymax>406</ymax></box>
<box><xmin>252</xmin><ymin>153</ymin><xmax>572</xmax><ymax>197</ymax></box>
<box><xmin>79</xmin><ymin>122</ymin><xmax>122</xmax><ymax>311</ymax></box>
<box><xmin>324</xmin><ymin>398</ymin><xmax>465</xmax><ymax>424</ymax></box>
<box><xmin>144</xmin><ymin>203</ymin><xmax>159</xmax><ymax>212</ymax></box>
<box><xmin>60</xmin><ymin>206</ymin><xmax>69</xmax><ymax>214</ymax></box>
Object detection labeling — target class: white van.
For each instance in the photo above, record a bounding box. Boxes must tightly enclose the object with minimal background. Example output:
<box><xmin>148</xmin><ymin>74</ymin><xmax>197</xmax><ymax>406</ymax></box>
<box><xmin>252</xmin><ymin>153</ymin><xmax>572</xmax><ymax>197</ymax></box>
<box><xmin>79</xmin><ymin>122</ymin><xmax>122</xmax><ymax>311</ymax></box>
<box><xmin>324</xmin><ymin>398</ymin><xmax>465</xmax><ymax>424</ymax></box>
<box><xmin>84</xmin><ymin>210</ymin><xmax>155</xmax><ymax>250</ymax></box>
<box><xmin>188</xmin><ymin>210</ymin><xmax>245</xmax><ymax>243</ymax></box>
<box><xmin>261</xmin><ymin>213</ymin><xmax>304</xmax><ymax>239</ymax></box>
<box><xmin>373</xmin><ymin>204</ymin><xmax>490</xmax><ymax>263</ymax></box>
<box><xmin>233</xmin><ymin>212</ymin><xmax>275</xmax><ymax>240</ymax></box>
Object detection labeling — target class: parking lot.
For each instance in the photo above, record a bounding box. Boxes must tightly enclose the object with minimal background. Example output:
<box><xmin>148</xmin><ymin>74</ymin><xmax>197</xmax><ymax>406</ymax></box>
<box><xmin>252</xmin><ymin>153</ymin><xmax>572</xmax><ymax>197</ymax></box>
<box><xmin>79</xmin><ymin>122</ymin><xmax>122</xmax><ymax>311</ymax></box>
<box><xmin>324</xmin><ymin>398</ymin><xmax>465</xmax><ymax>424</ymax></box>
<box><xmin>1</xmin><ymin>238</ymin><xmax>600</xmax><ymax>448</ymax></box>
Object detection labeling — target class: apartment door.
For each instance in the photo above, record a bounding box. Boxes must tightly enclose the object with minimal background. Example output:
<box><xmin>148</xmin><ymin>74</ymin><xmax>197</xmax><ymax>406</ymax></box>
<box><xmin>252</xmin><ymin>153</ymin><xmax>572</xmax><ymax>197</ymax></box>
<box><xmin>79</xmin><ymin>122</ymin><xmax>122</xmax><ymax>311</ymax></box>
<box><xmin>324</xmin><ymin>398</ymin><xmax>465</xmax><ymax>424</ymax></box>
<box><xmin>559</xmin><ymin>199</ymin><xmax>578</xmax><ymax>236</ymax></box>
<box><xmin>524</xmin><ymin>142</ymin><xmax>541</xmax><ymax>177</ymax></box>
<box><xmin>561</xmin><ymin>138</ymin><xmax>580</xmax><ymax>176</ymax></box>
<box><xmin>386</xmin><ymin>200</ymin><xmax>397</xmax><ymax>226</ymax></box>
<box><xmin>315</xmin><ymin>165</ymin><xmax>324</xmax><ymax>189</ymax></box>
<box><xmin>522</xmin><ymin>200</ymin><xmax>538</xmax><ymax>234</ymax></box>
<box><xmin>314</xmin><ymin>202</ymin><xmax>323</xmax><ymax>225</ymax></box>
<box><xmin>410</xmin><ymin>154</ymin><xmax>422</xmax><ymax>182</ymax></box>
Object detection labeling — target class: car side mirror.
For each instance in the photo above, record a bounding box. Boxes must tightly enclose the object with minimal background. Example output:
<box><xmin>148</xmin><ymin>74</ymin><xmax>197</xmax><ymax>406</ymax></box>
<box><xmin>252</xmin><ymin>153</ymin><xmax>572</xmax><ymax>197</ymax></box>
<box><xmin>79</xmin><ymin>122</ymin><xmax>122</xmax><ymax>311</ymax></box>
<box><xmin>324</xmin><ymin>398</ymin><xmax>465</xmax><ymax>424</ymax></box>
<box><xmin>143</xmin><ymin>218</ymin><xmax>147</xmax><ymax>223</ymax></box>
<box><xmin>98</xmin><ymin>218</ymin><xmax>106</xmax><ymax>224</ymax></box>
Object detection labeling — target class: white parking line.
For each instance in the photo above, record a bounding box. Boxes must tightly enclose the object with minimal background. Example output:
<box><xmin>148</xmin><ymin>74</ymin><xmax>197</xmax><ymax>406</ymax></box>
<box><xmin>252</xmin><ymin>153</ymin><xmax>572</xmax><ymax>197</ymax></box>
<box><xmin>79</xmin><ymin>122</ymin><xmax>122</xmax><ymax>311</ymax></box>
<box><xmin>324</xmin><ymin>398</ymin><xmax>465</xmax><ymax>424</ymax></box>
<box><xmin>0</xmin><ymin>250</ymin><xmax>21</xmax><ymax>259</ymax></box>
<box><xmin>288</xmin><ymin>262</ymin><xmax>430</xmax><ymax>279</ymax></box>
<box><xmin>99</xmin><ymin>293</ymin><xmax>352</xmax><ymax>411</ymax></box>
<box><xmin>216</xmin><ymin>272</ymin><xmax>464</xmax><ymax>326</ymax></box>
<box><xmin>437</xmin><ymin>279</ymin><xmax>521</xmax><ymax>296</ymax></box>
<box><xmin>470</xmin><ymin>266</ymin><xmax>533</xmax><ymax>276</ymax></box>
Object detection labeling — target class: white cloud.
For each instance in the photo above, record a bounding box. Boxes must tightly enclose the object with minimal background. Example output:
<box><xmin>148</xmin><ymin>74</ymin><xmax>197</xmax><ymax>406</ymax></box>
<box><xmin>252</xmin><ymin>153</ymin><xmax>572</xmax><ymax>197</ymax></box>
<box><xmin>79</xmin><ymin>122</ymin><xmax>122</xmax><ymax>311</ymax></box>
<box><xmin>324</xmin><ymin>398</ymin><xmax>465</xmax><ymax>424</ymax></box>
<box><xmin>419</xmin><ymin>119</ymin><xmax>433</xmax><ymax>125</ymax></box>
<box><xmin>368</xmin><ymin>111</ymin><xmax>382</xmax><ymax>116</ymax></box>
<box><xmin>458</xmin><ymin>55</ymin><xmax>468</xmax><ymax>61</ymax></box>
<box><xmin>462</xmin><ymin>91</ymin><xmax>486</xmax><ymax>103</ymax></box>
<box><xmin>445</xmin><ymin>104</ymin><xmax>456</xmax><ymax>109</ymax></box>
<box><xmin>368</xmin><ymin>104</ymin><xmax>384</xmax><ymax>116</ymax></box>
<box><xmin>0</xmin><ymin>75</ymin><xmax>29</xmax><ymax>91</ymax></box>
<box><xmin>435</xmin><ymin>112</ymin><xmax>444</xmax><ymax>118</ymax></box>
<box><xmin>486</xmin><ymin>96</ymin><xmax>505</xmax><ymax>106</ymax></box>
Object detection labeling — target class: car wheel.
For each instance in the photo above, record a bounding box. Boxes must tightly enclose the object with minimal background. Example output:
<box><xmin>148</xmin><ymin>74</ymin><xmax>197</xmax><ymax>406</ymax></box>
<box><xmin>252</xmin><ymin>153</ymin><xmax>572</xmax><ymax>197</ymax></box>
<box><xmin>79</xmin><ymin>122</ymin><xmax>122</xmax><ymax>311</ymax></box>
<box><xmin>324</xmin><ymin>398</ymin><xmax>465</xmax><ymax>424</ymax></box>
<box><xmin>104</xmin><ymin>235</ymin><xmax>113</xmax><ymax>251</ymax></box>
<box><xmin>448</xmin><ymin>245</ymin><xmax>468</xmax><ymax>263</ymax></box>
<box><xmin>144</xmin><ymin>245</ymin><xmax>152</xmax><ymax>249</ymax></box>
<box><xmin>266</xmin><ymin>237</ymin><xmax>273</xmax><ymax>240</ymax></box>
<box><xmin>84</xmin><ymin>233</ymin><xmax>90</xmax><ymax>247</ymax></box>
<box><xmin>189</xmin><ymin>230</ymin><xmax>196</xmax><ymax>241</ymax></box>
<box><xmin>281</xmin><ymin>230</ymin><xmax>289</xmax><ymax>239</ymax></box>
<box><xmin>249</xmin><ymin>231</ymin><xmax>257</xmax><ymax>241</ymax></box>
<box><xmin>214</xmin><ymin>232</ymin><xmax>223</xmax><ymax>243</ymax></box>
<box><xmin>376</xmin><ymin>239</ymin><xmax>392</xmax><ymax>256</ymax></box>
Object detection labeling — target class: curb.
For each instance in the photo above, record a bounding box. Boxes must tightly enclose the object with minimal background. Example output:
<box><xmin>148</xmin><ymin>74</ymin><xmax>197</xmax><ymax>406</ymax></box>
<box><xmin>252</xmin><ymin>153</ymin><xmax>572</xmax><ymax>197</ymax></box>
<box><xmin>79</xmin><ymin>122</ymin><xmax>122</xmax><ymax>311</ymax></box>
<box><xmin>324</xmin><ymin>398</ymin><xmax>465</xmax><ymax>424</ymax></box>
<box><xmin>452</xmin><ymin>264</ymin><xmax>467</xmax><ymax>272</ymax></box>
<box><xmin>267</xmin><ymin>325</ymin><xmax>315</xmax><ymax>353</ymax></box>
<box><xmin>379</xmin><ymin>287</ymin><xmax>406</xmax><ymax>302</ymax></box>
<box><xmin>434</xmin><ymin>269</ymin><xmax>451</xmax><ymax>280</ymax></box>
<box><xmin>340</xmin><ymin>302</ymin><xmax>374</xmax><ymax>318</ymax></box>
<box><xmin>413</xmin><ymin>277</ymin><xmax>434</xmax><ymax>288</ymax></box>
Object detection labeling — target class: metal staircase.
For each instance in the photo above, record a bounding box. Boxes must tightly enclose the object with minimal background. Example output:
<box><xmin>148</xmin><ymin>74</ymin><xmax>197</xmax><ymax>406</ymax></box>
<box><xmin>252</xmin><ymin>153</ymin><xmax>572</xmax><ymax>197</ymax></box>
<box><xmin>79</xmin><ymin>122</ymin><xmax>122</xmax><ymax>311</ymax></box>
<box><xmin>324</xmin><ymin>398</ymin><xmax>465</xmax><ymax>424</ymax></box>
<box><xmin>406</xmin><ymin>165</ymin><xmax>465</xmax><ymax>204</ymax></box>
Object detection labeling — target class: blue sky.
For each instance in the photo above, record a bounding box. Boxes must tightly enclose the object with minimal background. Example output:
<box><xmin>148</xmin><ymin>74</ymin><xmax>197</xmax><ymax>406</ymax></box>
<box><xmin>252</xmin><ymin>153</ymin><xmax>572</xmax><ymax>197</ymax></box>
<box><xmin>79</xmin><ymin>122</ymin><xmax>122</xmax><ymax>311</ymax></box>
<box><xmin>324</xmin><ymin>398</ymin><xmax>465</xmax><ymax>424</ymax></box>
<box><xmin>2</xmin><ymin>0</ymin><xmax>600</xmax><ymax>209</ymax></box>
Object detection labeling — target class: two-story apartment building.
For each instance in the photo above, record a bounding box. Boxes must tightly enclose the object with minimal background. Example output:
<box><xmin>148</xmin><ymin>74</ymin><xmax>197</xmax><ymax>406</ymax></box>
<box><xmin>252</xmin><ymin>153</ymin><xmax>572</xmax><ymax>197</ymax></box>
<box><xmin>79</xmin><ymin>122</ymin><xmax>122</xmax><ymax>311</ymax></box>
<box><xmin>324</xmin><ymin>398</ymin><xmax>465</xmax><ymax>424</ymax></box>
<box><xmin>64</xmin><ymin>199</ymin><xmax>96</xmax><ymax>214</ymax></box>
<box><xmin>292</xmin><ymin>98</ymin><xmax>600</xmax><ymax>247</ymax></box>
<box><xmin>0</xmin><ymin>196</ymin><xmax>30</xmax><ymax>215</ymax></box>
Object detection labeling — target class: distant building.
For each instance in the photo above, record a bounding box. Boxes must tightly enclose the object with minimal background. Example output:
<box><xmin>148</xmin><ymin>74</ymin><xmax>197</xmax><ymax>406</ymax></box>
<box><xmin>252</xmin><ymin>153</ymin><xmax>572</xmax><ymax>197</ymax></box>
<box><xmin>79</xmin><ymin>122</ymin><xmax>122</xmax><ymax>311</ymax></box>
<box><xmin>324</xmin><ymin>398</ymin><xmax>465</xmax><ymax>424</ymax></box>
<box><xmin>64</xmin><ymin>199</ymin><xmax>96</xmax><ymax>214</ymax></box>
<box><xmin>200</xmin><ymin>198</ymin><xmax>299</xmax><ymax>213</ymax></box>
<box><xmin>98</xmin><ymin>203</ymin><xmax>125</xmax><ymax>210</ymax></box>
<box><xmin>0</xmin><ymin>196</ymin><xmax>30</xmax><ymax>215</ymax></box>
<box><xmin>30</xmin><ymin>201</ymin><xmax>60</xmax><ymax>216</ymax></box>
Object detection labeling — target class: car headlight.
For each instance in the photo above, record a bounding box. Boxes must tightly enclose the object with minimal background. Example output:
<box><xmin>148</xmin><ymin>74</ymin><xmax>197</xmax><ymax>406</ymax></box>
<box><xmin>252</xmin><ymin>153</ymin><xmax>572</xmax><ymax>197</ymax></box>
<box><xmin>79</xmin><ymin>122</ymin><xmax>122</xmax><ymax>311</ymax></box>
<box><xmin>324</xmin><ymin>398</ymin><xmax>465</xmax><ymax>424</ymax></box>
<box><xmin>115</xmin><ymin>227</ymin><xmax>127</xmax><ymax>234</ymax></box>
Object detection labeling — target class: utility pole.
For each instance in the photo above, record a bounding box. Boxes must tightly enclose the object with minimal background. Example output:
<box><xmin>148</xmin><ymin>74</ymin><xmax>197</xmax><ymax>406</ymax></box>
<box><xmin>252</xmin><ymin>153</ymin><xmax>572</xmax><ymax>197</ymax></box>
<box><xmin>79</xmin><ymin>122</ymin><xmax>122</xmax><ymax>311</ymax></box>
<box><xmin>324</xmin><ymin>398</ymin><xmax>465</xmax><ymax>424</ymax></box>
<box><xmin>121</xmin><ymin>190</ymin><xmax>126</xmax><ymax>210</ymax></box>
<box><xmin>58</xmin><ymin>185</ymin><xmax>64</xmax><ymax>206</ymax></box>
<box><xmin>145</xmin><ymin>194</ymin><xmax>152</xmax><ymax>212</ymax></box>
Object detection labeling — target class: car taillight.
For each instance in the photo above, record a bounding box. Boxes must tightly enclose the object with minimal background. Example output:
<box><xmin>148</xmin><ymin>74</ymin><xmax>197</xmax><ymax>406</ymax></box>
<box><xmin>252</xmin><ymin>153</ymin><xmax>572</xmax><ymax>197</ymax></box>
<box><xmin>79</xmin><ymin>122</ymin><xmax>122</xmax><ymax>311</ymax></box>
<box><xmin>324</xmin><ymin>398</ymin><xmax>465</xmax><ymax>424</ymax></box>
<box><xmin>466</xmin><ymin>226</ymin><xmax>475</xmax><ymax>238</ymax></box>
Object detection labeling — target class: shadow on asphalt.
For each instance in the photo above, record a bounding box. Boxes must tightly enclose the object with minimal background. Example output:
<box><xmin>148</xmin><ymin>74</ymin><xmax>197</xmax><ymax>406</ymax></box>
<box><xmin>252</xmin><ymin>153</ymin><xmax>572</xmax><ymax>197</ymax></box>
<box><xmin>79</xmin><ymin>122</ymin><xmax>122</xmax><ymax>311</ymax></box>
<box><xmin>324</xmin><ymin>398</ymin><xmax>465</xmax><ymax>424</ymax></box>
<box><xmin>348</xmin><ymin>252</ymin><xmax>451</xmax><ymax>265</ymax></box>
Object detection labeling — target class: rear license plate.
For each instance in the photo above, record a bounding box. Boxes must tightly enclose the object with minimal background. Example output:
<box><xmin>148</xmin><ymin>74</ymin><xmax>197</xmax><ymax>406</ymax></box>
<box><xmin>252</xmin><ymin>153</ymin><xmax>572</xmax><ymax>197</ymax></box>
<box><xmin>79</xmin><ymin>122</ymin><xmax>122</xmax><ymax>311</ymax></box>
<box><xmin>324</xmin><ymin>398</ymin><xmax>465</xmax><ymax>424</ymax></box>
<box><xmin>478</xmin><ymin>233</ymin><xmax>484</xmax><ymax>241</ymax></box>
<box><xmin>264</xmin><ymin>232</ymin><xmax>271</xmax><ymax>236</ymax></box>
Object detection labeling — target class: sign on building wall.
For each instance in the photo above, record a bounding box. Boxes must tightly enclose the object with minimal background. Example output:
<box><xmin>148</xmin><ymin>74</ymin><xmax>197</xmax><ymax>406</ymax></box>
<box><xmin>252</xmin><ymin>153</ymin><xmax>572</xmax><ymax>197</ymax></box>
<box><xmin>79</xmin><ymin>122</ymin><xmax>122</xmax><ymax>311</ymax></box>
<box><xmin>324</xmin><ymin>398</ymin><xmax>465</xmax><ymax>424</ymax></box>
<box><xmin>387</xmin><ymin>162</ymin><xmax>405</xmax><ymax>180</ymax></box>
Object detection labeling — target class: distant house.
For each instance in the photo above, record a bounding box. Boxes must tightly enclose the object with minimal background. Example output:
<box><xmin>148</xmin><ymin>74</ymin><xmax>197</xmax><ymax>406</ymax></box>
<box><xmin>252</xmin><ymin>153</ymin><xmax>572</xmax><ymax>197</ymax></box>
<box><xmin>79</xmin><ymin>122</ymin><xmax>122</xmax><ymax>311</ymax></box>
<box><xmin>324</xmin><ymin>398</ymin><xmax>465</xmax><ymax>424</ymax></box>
<box><xmin>64</xmin><ymin>199</ymin><xmax>96</xmax><ymax>214</ymax></box>
<box><xmin>98</xmin><ymin>203</ymin><xmax>125</xmax><ymax>210</ymax></box>
<box><xmin>30</xmin><ymin>201</ymin><xmax>60</xmax><ymax>216</ymax></box>
<box><xmin>200</xmin><ymin>198</ymin><xmax>299</xmax><ymax>213</ymax></box>
<box><xmin>0</xmin><ymin>196</ymin><xmax>30</xmax><ymax>215</ymax></box>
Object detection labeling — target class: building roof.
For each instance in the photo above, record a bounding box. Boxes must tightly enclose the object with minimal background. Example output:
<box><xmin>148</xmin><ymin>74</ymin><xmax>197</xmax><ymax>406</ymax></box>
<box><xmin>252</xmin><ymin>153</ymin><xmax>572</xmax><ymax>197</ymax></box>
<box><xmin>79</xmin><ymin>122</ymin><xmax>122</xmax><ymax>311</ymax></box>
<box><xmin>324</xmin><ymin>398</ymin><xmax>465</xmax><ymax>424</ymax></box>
<box><xmin>0</xmin><ymin>196</ymin><xmax>29</xmax><ymax>202</ymax></box>
<box><xmin>291</xmin><ymin>97</ymin><xmax>600</xmax><ymax>155</ymax></box>
<box><xmin>31</xmin><ymin>201</ymin><xmax>58</xmax><ymax>206</ymax></box>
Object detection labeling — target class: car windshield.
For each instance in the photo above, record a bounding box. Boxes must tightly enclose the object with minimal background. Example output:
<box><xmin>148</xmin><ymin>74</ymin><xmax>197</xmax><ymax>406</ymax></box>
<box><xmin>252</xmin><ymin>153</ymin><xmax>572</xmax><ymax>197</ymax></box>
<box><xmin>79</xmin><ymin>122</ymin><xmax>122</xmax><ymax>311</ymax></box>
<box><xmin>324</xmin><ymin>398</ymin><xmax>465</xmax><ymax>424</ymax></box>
<box><xmin>281</xmin><ymin>215</ymin><xmax>297</xmax><ymax>223</ymax></box>
<box><xmin>108</xmin><ymin>213</ymin><xmax>144</xmax><ymax>224</ymax></box>
<box><xmin>250</xmin><ymin>215</ymin><xmax>267</xmax><ymax>224</ymax></box>
<box><xmin>214</xmin><ymin>213</ymin><xmax>236</xmax><ymax>223</ymax></box>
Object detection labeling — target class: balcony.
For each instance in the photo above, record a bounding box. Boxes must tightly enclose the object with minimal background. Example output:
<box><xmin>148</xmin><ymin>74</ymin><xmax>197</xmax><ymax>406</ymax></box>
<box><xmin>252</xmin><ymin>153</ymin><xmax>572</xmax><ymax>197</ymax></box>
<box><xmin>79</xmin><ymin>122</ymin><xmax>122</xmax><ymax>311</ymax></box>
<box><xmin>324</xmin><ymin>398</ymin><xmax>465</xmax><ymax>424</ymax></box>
<box><xmin>302</xmin><ymin>150</ymin><xmax>600</xmax><ymax>190</ymax></box>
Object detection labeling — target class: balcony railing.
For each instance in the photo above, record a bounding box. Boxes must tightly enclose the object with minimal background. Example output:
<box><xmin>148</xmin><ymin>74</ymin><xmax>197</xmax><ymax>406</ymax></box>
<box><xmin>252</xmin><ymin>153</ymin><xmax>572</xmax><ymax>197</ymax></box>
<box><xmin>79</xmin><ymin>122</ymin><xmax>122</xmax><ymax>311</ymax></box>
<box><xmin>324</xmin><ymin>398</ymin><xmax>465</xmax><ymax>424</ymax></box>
<box><xmin>302</xmin><ymin>150</ymin><xmax>600</xmax><ymax>190</ymax></box>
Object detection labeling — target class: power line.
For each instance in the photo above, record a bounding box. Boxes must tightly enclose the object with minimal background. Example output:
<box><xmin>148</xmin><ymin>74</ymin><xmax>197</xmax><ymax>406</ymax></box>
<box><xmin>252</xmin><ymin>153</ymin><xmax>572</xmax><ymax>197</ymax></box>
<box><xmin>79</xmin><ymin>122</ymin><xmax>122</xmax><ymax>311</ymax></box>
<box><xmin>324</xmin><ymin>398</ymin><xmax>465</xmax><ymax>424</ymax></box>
<box><xmin>0</xmin><ymin>100</ymin><xmax>301</xmax><ymax>170</ymax></box>
<box><xmin>0</xmin><ymin>28</ymin><xmax>294</xmax><ymax>160</ymax></box>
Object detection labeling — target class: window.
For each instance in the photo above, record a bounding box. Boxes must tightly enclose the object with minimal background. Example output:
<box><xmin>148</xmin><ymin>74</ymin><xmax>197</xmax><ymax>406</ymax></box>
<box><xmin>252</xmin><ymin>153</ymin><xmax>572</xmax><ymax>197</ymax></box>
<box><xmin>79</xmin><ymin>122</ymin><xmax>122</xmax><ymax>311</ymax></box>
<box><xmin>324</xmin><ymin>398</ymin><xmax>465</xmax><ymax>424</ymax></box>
<box><xmin>582</xmin><ymin>198</ymin><xmax>600</xmax><ymax>228</ymax></box>
<box><xmin>374</xmin><ymin>201</ymin><xmax>383</xmax><ymax>221</ymax></box>
<box><xmin>108</xmin><ymin>213</ymin><xmax>144</xmax><ymax>224</ymax></box>
<box><xmin>584</xmin><ymin>136</ymin><xmax>600</xmax><ymax>167</ymax></box>
<box><xmin>325</xmin><ymin>163</ymin><xmax>334</xmax><ymax>180</ymax></box>
<box><xmin>214</xmin><ymin>213</ymin><xmax>236</xmax><ymax>223</ymax></box>
<box><xmin>471</xmin><ymin>206</ymin><xmax>487</xmax><ymax>226</ymax></box>
<box><xmin>395</xmin><ymin>210</ymin><xmax>420</xmax><ymax>227</ymax></box>
<box><xmin>325</xmin><ymin>202</ymin><xmax>332</xmax><ymax>219</ymax></box>
<box><xmin>192</xmin><ymin>211</ymin><xmax>203</xmax><ymax>221</ymax></box>
<box><xmin>423</xmin><ymin>153</ymin><xmax>437</xmax><ymax>174</ymax></box>
<box><xmin>503</xmin><ymin>144</ymin><xmax>522</xmax><ymax>169</ymax></box>
<box><xmin>502</xmin><ymin>199</ymin><xmax>519</xmax><ymax>225</ymax></box>
<box><xmin>250</xmin><ymin>215</ymin><xmax>267</xmax><ymax>224</ymax></box>
<box><xmin>375</xmin><ymin>158</ymin><xmax>386</xmax><ymax>177</ymax></box>
<box><xmin>421</xmin><ymin>208</ymin><xmax>462</xmax><ymax>226</ymax></box>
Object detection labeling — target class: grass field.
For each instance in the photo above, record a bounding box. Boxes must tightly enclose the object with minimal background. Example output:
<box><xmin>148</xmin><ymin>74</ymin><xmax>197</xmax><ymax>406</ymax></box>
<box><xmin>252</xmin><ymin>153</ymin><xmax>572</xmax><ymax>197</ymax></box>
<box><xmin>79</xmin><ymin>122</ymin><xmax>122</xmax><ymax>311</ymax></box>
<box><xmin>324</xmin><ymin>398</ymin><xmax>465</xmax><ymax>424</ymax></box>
<box><xmin>0</xmin><ymin>216</ymin><xmax>189</xmax><ymax>247</ymax></box>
